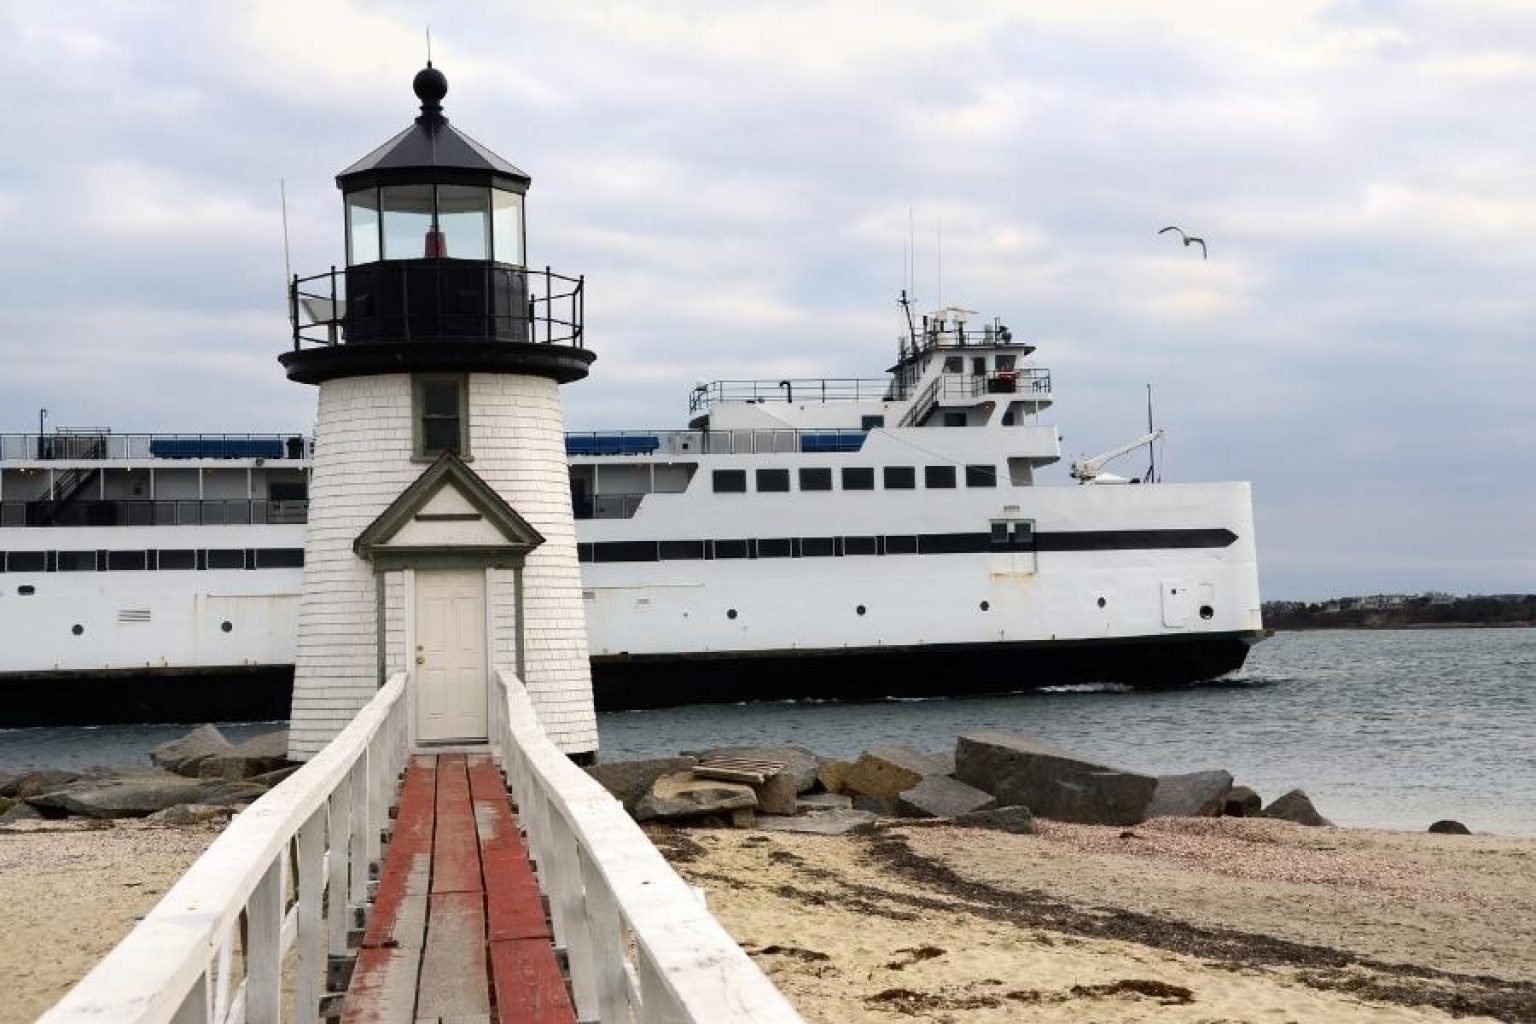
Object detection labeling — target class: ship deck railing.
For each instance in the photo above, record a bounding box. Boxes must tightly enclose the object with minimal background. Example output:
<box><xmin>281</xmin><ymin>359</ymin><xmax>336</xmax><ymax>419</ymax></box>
<box><xmin>688</xmin><ymin>377</ymin><xmax>899</xmax><ymax>415</ymax></box>
<box><xmin>42</xmin><ymin>669</ymin><xmax>804</xmax><ymax>1024</ymax></box>
<box><xmin>0</xmin><ymin>433</ymin><xmax>312</xmax><ymax>462</ymax></box>
<box><xmin>566</xmin><ymin>427</ymin><xmax>869</xmax><ymax>458</ymax></box>
<box><xmin>0</xmin><ymin>498</ymin><xmax>309</xmax><ymax>528</ymax></box>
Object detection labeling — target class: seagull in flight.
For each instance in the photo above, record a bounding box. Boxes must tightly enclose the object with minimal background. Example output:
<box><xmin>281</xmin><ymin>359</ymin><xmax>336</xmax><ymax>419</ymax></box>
<box><xmin>1159</xmin><ymin>226</ymin><xmax>1207</xmax><ymax>259</ymax></box>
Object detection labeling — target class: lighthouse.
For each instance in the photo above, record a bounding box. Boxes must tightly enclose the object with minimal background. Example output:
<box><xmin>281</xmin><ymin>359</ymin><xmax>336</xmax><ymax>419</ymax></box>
<box><xmin>281</xmin><ymin>65</ymin><xmax>597</xmax><ymax>761</ymax></box>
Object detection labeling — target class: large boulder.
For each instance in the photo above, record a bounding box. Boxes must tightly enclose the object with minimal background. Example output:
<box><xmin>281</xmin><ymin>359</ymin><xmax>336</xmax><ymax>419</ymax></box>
<box><xmin>796</xmin><ymin>792</ymin><xmax>853</xmax><ymax>812</ymax></box>
<box><xmin>817</xmin><ymin>760</ymin><xmax>855</xmax><ymax>794</ymax></box>
<box><xmin>955</xmin><ymin>805</ymin><xmax>1038</xmax><ymax>835</ymax></box>
<box><xmin>585</xmin><ymin>757</ymin><xmax>698</xmax><ymax>812</ymax></box>
<box><xmin>28</xmin><ymin>775</ymin><xmax>268</xmax><ymax>819</ymax></box>
<box><xmin>896</xmin><ymin>776</ymin><xmax>994</xmax><ymax>819</ymax></box>
<box><xmin>1224</xmin><ymin>786</ymin><xmax>1263</xmax><ymax>817</ymax></box>
<box><xmin>0</xmin><ymin>801</ymin><xmax>44</xmax><ymax>823</ymax></box>
<box><xmin>150</xmin><ymin>725</ymin><xmax>235</xmax><ymax>777</ymax></box>
<box><xmin>1258</xmin><ymin>789</ymin><xmax>1331</xmax><ymax>827</ymax></box>
<box><xmin>1428</xmin><ymin>819</ymin><xmax>1472</xmax><ymax>835</ymax></box>
<box><xmin>695</xmin><ymin>746</ymin><xmax>822</xmax><ymax>793</ymax></box>
<box><xmin>196</xmin><ymin>730</ymin><xmax>292</xmax><ymax>781</ymax></box>
<box><xmin>1146</xmin><ymin>770</ymin><xmax>1234</xmax><ymax>818</ymax></box>
<box><xmin>754</xmin><ymin>772</ymin><xmax>800</xmax><ymax>816</ymax></box>
<box><xmin>634</xmin><ymin>772</ymin><xmax>757</xmax><ymax>822</ymax></box>
<box><xmin>843</xmin><ymin>747</ymin><xmax>944</xmax><ymax>800</ymax></box>
<box><xmin>1</xmin><ymin>769</ymin><xmax>81</xmax><ymax>799</ymax></box>
<box><xmin>954</xmin><ymin>732</ymin><xmax>1157</xmax><ymax>826</ymax></box>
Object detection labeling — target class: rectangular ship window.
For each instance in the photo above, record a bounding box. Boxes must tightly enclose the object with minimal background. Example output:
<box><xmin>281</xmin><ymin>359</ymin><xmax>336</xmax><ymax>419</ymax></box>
<box><xmin>756</xmin><ymin>468</ymin><xmax>790</xmax><ymax>493</ymax></box>
<box><xmin>658</xmin><ymin>540</ymin><xmax>706</xmax><ymax>560</ymax></box>
<box><xmin>254</xmin><ymin>548</ymin><xmax>305</xmax><ymax>569</ymax></box>
<box><xmin>925</xmin><ymin>465</ymin><xmax>957</xmax><ymax>488</ymax></box>
<box><xmin>883</xmin><ymin>466</ymin><xmax>915</xmax><ymax>489</ymax></box>
<box><xmin>798</xmin><ymin>467</ymin><xmax>832</xmax><ymax>491</ymax></box>
<box><xmin>966</xmin><ymin>464</ymin><xmax>997</xmax><ymax>487</ymax></box>
<box><xmin>884</xmin><ymin>535</ymin><xmax>918</xmax><ymax>555</ymax></box>
<box><xmin>714</xmin><ymin>539</ymin><xmax>750</xmax><ymax>559</ymax></box>
<box><xmin>206</xmin><ymin>549</ymin><xmax>246</xmax><ymax>570</ymax></box>
<box><xmin>861</xmin><ymin>415</ymin><xmax>885</xmax><ymax>430</ymax></box>
<box><xmin>712</xmin><ymin>469</ymin><xmax>747</xmax><ymax>493</ymax></box>
<box><xmin>990</xmin><ymin>522</ymin><xmax>1010</xmax><ymax>546</ymax></box>
<box><xmin>799</xmin><ymin>537</ymin><xmax>837</xmax><ymax>557</ymax></box>
<box><xmin>5</xmin><ymin>551</ymin><xmax>44</xmax><ymax>573</ymax></box>
<box><xmin>843</xmin><ymin>536</ymin><xmax>878</xmax><ymax>555</ymax></box>
<box><xmin>756</xmin><ymin>538</ymin><xmax>793</xmax><ymax>558</ymax></box>
<box><xmin>106</xmin><ymin>551</ymin><xmax>148</xmax><ymax>571</ymax></box>
<box><xmin>158</xmin><ymin>549</ymin><xmax>196</xmax><ymax>570</ymax></box>
<box><xmin>56</xmin><ymin>550</ymin><xmax>97</xmax><ymax>572</ymax></box>
<box><xmin>841</xmin><ymin>467</ymin><xmax>875</xmax><ymax>490</ymax></box>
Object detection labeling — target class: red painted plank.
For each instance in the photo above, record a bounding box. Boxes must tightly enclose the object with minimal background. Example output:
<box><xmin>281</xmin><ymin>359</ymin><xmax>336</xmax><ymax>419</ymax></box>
<box><xmin>342</xmin><ymin>944</ymin><xmax>422</xmax><ymax>1024</ymax></box>
<box><xmin>468</xmin><ymin>756</ymin><xmax>548</xmax><ymax>941</ymax></box>
<box><xmin>417</xmin><ymin>890</ymin><xmax>492</xmax><ymax>1020</ymax></box>
<box><xmin>432</xmin><ymin>754</ymin><xmax>484</xmax><ymax>895</ymax></box>
<box><xmin>361</xmin><ymin>756</ymin><xmax>436</xmax><ymax>950</ymax></box>
<box><xmin>489</xmin><ymin>938</ymin><xmax>577</xmax><ymax>1024</ymax></box>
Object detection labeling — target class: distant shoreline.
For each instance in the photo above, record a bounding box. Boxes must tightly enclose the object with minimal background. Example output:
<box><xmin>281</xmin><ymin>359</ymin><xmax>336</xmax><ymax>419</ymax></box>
<box><xmin>1269</xmin><ymin>621</ymin><xmax>1536</xmax><ymax>632</ymax></box>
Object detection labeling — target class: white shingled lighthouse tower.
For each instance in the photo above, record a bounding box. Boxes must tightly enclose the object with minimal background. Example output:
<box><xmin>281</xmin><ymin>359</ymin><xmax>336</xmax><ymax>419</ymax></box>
<box><xmin>281</xmin><ymin>64</ymin><xmax>597</xmax><ymax>761</ymax></box>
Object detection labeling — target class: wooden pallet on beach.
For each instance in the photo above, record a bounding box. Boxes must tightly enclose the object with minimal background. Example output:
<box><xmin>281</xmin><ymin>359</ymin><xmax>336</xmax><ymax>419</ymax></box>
<box><xmin>694</xmin><ymin>757</ymin><xmax>788</xmax><ymax>785</ymax></box>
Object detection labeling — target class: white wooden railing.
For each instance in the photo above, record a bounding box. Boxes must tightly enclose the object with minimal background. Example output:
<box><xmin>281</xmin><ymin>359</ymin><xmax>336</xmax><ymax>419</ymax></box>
<box><xmin>42</xmin><ymin>673</ymin><xmax>410</xmax><ymax>1024</ymax></box>
<box><xmin>494</xmin><ymin>669</ymin><xmax>805</xmax><ymax>1024</ymax></box>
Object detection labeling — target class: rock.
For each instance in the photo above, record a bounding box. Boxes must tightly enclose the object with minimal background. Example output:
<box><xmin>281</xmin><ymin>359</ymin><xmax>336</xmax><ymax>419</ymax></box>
<box><xmin>28</xmin><ymin>776</ymin><xmax>269</xmax><ymax>819</ymax></box>
<box><xmin>634</xmin><ymin>772</ymin><xmax>758</xmax><ymax>822</ymax></box>
<box><xmin>696</xmin><ymin>746</ymin><xmax>822</xmax><ymax>793</ymax></box>
<box><xmin>150</xmin><ymin>725</ymin><xmax>235</xmax><ymax>777</ymax></box>
<box><xmin>1146</xmin><ymin>770</ymin><xmax>1234</xmax><ymax>818</ymax></box>
<box><xmin>0</xmin><ymin>801</ymin><xmax>44</xmax><ymax>823</ymax></box>
<box><xmin>248</xmin><ymin>766</ymin><xmax>302</xmax><ymax>788</ymax></box>
<box><xmin>731</xmin><ymin>807</ymin><xmax>756</xmax><ymax>828</ymax></box>
<box><xmin>954</xmin><ymin>732</ymin><xmax>1157</xmax><ymax>826</ymax></box>
<box><xmin>754</xmin><ymin>772</ymin><xmax>800</xmax><ymax>816</ymax></box>
<box><xmin>843</xmin><ymin>747</ymin><xmax>945</xmax><ymax>800</ymax></box>
<box><xmin>817</xmin><ymin>760</ymin><xmax>855</xmax><ymax>794</ymax></box>
<box><xmin>757</xmin><ymin>809</ymin><xmax>879</xmax><ymax>835</ymax></box>
<box><xmin>586</xmin><ymin>757</ymin><xmax>699</xmax><ymax>811</ymax></box>
<box><xmin>1224</xmin><ymin>786</ymin><xmax>1263</xmax><ymax>817</ymax></box>
<box><xmin>925</xmin><ymin>750</ymin><xmax>958</xmax><ymax>777</ymax></box>
<box><xmin>851</xmin><ymin>793</ymin><xmax>898</xmax><ymax>816</ymax></box>
<box><xmin>1258</xmin><ymin>789</ymin><xmax>1331</xmax><ymax>827</ymax></box>
<box><xmin>796</xmin><ymin>792</ymin><xmax>853</xmax><ymax>812</ymax></box>
<box><xmin>196</xmin><ymin>731</ymin><xmax>293</xmax><ymax>781</ymax></box>
<box><xmin>955</xmin><ymin>805</ymin><xmax>1037</xmax><ymax>835</ymax></box>
<box><xmin>148</xmin><ymin>803</ymin><xmax>236</xmax><ymax>826</ymax></box>
<box><xmin>1428</xmin><ymin>819</ymin><xmax>1472</xmax><ymax>835</ymax></box>
<box><xmin>1</xmin><ymin>769</ymin><xmax>82</xmax><ymax>799</ymax></box>
<box><xmin>896</xmin><ymin>775</ymin><xmax>994</xmax><ymax>819</ymax></box>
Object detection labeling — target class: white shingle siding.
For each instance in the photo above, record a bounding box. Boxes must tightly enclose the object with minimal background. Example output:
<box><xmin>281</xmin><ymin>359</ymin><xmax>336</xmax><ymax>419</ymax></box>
<box><xmin>287</xmin><ymin>372</ymin><xmax>598</xmax><ymax>760</ymax></box>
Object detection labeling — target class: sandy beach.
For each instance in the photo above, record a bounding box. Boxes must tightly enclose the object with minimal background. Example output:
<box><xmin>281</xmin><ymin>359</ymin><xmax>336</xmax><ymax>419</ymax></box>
<box><xmin>651</xmin><ymin>817</ymin><xmax>1536</xmax><ymax>1023</ymax></box>
<box><xmin>0</xmin><ymin>820</ymin><xmax>219</xmax><ymax>1024</ymax></box>
<box><xmin>7</xmin><ymin>814</ymin><xmax>1533</xmax><ymax>1023</ymax></box>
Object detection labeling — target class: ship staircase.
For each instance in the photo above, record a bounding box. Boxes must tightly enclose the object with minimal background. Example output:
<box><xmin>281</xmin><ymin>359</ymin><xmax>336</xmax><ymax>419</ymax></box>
<box><xmin>33</xmin><ymin>430</ymin><xmax>108</xmax><ymax>525</ymax></box>
<box><xmin>42</xmin><ymin>671</ymin><xmax>804</xmax><ymax>1024</ymax></box>
<box><xmin>897</xmin><ymin>376</ymin><xmax>942</xmax><ymax>428</ymax></box>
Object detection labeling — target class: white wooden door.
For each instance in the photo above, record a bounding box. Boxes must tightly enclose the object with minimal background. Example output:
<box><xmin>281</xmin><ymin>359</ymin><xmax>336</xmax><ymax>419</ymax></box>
<box><xmin>415</xmin><ymin>569</ymin><xmax>487</xmax><ymax>742</ymax></box>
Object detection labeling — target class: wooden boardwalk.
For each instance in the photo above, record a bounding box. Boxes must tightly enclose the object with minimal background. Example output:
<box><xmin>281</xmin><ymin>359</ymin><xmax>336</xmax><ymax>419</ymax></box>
<box><xmin>344</xmin><ymin>753</ymin><xmax>575</xmax><ymax>1024</ymax></box>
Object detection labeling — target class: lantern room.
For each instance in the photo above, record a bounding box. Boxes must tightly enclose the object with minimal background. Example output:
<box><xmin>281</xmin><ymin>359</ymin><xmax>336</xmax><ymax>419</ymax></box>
<box><xmin>282</xmin><ymin>64</ymin><xmax>591</xmax><ymax>386</ymax></box>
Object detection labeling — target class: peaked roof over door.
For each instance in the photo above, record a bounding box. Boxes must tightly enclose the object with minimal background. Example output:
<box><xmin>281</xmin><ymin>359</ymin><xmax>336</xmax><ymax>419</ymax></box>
<box><xmin>354</xmin><ymin>452</ymin><xmax>545</xmax><ymax>571</ymax></box>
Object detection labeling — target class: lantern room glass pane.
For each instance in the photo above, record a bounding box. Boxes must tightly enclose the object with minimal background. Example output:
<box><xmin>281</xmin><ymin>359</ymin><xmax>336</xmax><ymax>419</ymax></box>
<box><xmin>437</xmin><ymin>185</ymin><xmax>491</xmax><ymax>259</ymax></box>
<box><xmin>492</xmin><ymin>189</ymin><xmax>524</xmax><ymax>266</ymax></box>
<box><xmin>381</xmin><ymin>184</ymin><xmax>437</xmax><ymax>259</ymax></box>
<box><xmin>345</xmin><ymin>190</ymin><xmax>380</xmax><ymax>265</ymax></box>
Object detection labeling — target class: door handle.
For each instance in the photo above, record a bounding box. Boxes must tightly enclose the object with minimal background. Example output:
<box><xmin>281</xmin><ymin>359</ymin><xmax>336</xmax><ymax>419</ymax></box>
<box><xmin>415</xmin><ymin>655</ymin><xmax>426</xmax><ymax>665</ymax></box>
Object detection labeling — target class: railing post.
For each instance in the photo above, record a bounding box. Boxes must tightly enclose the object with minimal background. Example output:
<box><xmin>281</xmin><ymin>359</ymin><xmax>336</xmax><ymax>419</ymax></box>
<box><xmin>169</xmin><ymin>971</ymin><xmax>209</xmax><ymax>1024</ymax></box>
<box><xmin>294</xmin><ymin>807</ymin><xmax>327</xmax><ymax>1023</ymax></box>
<box><xmin>580</xmin><ymin>845</ymin><xmax>631</xmax><ymax>1021</ymax></box>
<box><xmin>327</xmin><ymin>780</ymin><xmax>352</xmax><ymax>957</ymax></box>
<box><xmin>349</xmin><ymin>759</ymin><xmax>370</xmax><ymax>910</ymax></box>
<box><xmin>550</xmin><ymin>813</ymin><xmax>598</xmax><ymax>1018</ymax></box>
<box><xmin>245</xmin><ymin>858</ymin><xmax>284</xmax><ymax>1024</ymax></box>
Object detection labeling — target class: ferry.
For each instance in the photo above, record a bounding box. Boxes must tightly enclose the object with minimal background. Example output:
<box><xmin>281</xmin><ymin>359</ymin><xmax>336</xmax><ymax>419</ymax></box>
<box><xmin>0</xmin><ymin>303</ymin><xmax>1263</xmax><ymax>723</ymax></box>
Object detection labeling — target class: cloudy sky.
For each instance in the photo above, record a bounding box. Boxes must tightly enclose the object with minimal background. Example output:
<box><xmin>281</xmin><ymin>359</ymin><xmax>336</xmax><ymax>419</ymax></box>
<box><xmin>2</xmin><ymin>2</ymin><xmax>1533</xmax><ymax>600</ymax></box>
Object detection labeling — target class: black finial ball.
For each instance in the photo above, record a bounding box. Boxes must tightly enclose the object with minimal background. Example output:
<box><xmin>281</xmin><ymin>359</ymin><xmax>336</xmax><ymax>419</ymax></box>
<box><xmin>413</xmin><ymin>65</ymin><xmax>448</xmax><ymax>107</ymax></box>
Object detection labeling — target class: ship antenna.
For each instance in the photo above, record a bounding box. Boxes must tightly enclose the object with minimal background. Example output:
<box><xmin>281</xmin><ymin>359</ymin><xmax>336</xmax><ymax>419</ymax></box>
<box><xmin>280</xmin><ymin>178</ymin><xmax>292</xmax><ymax>288</ymax></box>
<box><xmin>426</xmin><ymin>25</ymin><xmax>433</xmax><ymax>65</ymax></box>
<box><xmin>1146</xmin><ymin>383</ymin><xmax>1157</xmax><ymax>483</ymax></box>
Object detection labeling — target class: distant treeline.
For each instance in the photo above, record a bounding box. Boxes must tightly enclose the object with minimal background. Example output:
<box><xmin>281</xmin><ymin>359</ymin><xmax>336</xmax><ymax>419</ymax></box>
<box><xmin>1263</xmin><ymin>593</ymin><xmax>1536</xmax><ymax>630</ymax></box>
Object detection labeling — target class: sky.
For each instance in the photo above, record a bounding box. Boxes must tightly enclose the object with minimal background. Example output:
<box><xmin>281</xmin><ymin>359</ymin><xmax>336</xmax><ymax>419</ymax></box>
<box><xmin>1</xmin><ymin>1</ymin><xmax>1533</xmax><ymax>601</ymax></box>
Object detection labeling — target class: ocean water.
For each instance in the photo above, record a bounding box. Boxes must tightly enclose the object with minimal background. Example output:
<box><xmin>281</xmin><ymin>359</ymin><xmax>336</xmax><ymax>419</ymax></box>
<box><xmin>3</xmin><ymin>629</ymin><xmax>1532</xmax><ymax>836</ymax></box>
<box><xmin>596</xmin><ymin>628</ymin><xmax>1536</xmax><ymax>837</ymax></box>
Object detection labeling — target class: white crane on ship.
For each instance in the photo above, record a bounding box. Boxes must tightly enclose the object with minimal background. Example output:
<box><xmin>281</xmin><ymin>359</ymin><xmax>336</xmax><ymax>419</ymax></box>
<box><xmin>1069</xmin><ymin>429</ymin><xmax>1165</xmax><ymax>484</ymax></box>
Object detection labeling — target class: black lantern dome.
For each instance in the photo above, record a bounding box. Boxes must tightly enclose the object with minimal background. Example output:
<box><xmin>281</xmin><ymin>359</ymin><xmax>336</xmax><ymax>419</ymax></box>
<box><xmin>281</xmin><ymin>65</ymin><xmax>591</xmax><ymax>385</ymax></box>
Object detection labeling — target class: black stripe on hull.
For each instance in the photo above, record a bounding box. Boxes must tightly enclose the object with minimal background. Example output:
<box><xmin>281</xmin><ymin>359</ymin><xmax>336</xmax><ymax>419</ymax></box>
<box><xmin>0</xmin><ymin>666</ymin><xmax>293</xmax><ymax>727</ymax></box>
<box><xmin>592</xmin><ymin>631</ymin><xmax>1260</xmax><ymax>711</ymax></box>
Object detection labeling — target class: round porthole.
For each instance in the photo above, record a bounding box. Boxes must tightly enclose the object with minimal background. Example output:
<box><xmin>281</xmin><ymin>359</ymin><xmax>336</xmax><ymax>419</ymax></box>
<box><xmin>1199</xmin><ymin>605</ymin><xmax>1214</xmax><ymax>621</ymax></box>
<box><xmin>856</xmin><ymin>604</ymin><xmax>867</xmax><ymax>616</ymax></box>
<box><xmin>727</xmin><ymin>608</ymin><xmax>738</xmax><ymax>620</ymax></box>
<box><xmin>1097</xmin><ymin>597</ymin><xmax>1107</xmax><ymax>609</ymax></box>
<box><xmin>980</xmin><ymin>601</ymin><xmax>990</xmax><ymax>611</ymax></box>
<box><xmin>71</xmin><ymin>624</ymin><xmax>84</xmax><ymax>636</ymax></box>
<box><xmin>221</xmin><ymin>620</ymin><xmax>233</xmax><ymax>633</ymax></box>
